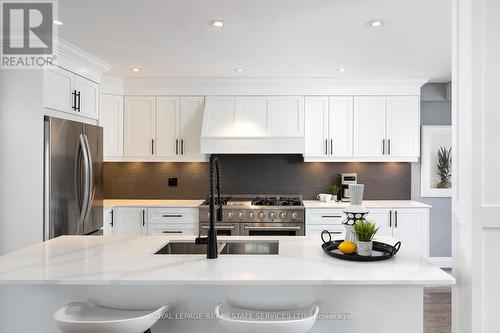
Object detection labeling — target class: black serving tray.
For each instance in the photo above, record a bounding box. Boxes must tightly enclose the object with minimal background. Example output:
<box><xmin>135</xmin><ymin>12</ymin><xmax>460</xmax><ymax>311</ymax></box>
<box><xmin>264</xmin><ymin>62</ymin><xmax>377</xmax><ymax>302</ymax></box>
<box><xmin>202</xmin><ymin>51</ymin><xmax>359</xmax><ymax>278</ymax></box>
<box><xmin>321</xmin><ymin>230</ymin><xmax>401</xmax><ymax>262</ymax></box>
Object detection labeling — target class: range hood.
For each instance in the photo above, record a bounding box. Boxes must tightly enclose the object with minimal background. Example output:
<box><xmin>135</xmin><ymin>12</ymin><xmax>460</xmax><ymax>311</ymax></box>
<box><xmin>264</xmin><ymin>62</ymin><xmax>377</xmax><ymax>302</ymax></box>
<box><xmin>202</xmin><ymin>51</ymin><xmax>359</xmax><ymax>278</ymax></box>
<box><xmin>200</xmin><ymin>96</ymin><xmax>305</xmax><ymax>154</ymax></box>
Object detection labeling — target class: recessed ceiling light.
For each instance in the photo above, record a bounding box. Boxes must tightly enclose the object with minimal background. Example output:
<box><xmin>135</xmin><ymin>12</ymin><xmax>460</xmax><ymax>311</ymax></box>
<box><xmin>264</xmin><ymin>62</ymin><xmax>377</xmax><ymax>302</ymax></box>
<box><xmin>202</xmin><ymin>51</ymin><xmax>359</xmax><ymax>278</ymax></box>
<box><xmin>367</xmin><ymin>20</ymin><xmax>384</xmax><ymax>28</ymax></box>
<box><xmin>337</xmin><ymin>68</ymin><xmax>347</xmax><ymax>73</ymax></box>
<box><xmin>130</xmin><ymin>68</ymin><xmax>141</xmax><ymax>72</ymax></box>
<box><xmin>53</xmin><ymin>20</ymin><xmax>65</xmax><ymax>26</ymax></box>
<box><xmin>234</xmin><ymin>68</ymin><xmax>245</xmax><ymax>72</ymax></box>
<box><xmin>209</xmin><ymin>20</ymin><xmax>226</xmax><ymax>27</ymax></box>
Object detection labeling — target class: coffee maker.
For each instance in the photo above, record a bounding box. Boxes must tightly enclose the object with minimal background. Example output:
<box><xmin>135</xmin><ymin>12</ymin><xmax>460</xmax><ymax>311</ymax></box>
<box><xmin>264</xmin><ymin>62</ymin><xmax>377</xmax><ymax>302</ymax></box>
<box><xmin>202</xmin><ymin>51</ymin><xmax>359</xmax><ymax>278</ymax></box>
<box><xmin>341</xmin><ymin>173</ymin><xmax>358</xmax><ymax>202</ymax></box>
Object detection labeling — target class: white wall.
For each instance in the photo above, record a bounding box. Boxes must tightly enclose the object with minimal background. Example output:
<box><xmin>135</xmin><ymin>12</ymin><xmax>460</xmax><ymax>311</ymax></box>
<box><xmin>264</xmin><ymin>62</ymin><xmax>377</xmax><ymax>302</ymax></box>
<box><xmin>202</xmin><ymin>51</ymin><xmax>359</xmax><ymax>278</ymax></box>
<box><xmin>0</xmin><ymin>70</ymin><xmax>44</xmax><ymax>254</ymax></box>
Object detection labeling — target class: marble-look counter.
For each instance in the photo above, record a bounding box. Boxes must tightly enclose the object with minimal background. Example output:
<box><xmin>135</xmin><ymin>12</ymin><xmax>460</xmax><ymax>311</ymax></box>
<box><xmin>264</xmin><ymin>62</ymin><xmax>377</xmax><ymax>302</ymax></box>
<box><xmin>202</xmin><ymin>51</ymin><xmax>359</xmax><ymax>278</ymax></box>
<box><xmin>0</xmin><ymin>235</ymin><xmax>453</xmax><ymax>286</ymax></box>
<box><xmin>103</xmin><ymin>199</ymin><xmax>204</xmax><ymax>208</ymax></box>
<box><xmin>303</xmin><ymin>200</ymin><xmax>432</xmax><ymax>209</ymax></box>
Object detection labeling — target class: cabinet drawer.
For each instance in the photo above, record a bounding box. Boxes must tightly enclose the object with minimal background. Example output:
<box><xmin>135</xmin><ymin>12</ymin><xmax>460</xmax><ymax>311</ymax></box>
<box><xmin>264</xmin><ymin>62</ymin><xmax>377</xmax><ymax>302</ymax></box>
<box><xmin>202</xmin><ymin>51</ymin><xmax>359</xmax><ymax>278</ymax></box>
<box><xmin>306</xmin><ymin>224</ymin><xmax>345</xmax><ymax>237</ymax></box>
<box><xmin>306</xmin><ymin>209</ymin><xmax>345</xmax><ymax>225</ymax></box>
<box><xmin>148</xmin><ymin>208</ymin><xmax>198</xmax><ymax>223</ymax></box>
<box><xmin>148</xmin><ymin>223</ymin><xmax>198</xmax><ymax>236</ymax></box>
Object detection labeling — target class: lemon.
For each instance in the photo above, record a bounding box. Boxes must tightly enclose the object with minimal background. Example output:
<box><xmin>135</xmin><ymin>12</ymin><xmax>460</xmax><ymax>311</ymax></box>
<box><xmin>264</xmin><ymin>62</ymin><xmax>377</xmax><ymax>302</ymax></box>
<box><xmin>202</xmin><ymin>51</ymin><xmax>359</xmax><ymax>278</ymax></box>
<box><xmin>338</xmin><ymin>241</ymin><xmax>357</xmax><ymax>254</ymax></box>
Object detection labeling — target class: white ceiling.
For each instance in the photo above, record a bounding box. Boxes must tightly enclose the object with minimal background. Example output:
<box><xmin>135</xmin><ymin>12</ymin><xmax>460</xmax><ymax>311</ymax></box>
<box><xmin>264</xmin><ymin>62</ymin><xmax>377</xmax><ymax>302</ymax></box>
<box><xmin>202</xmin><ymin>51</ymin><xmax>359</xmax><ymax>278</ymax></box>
<box><xmin>58</xmin><ymin>0</ymin><xmax>451</xmax><ymax>81</ymax></box>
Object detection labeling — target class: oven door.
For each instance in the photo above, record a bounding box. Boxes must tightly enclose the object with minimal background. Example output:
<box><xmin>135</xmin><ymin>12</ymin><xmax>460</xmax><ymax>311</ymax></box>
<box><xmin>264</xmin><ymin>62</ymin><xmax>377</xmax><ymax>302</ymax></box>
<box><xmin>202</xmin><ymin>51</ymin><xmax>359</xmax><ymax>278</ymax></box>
<box><xmin>240</xmin><ymin>223</ymin><xmax>304</xmax><ymax>236</ymax></box>
<box><xmin>199</xmin><ymin>223</ymin><xmax>239</xmax><ymax>236</ymax></box>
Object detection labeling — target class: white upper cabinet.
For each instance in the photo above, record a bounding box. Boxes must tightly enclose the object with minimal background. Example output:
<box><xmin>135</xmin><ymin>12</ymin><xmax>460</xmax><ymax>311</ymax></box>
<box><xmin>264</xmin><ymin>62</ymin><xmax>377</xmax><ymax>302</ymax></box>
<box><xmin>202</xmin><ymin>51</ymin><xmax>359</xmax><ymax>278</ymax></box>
<box><xmin>305</xmin><ymin>97</ymin><xmax>329</xmax><ymax>157</ymax></box>
<box><xmin>156</xmin><ymin>97</ymin><xmax>180</xmax><ymax>158</ymax></box>
<box><xmin>74</xmin><ymin>75</ymin><xmax>99</xmax><ymax>119</ymax></box>
<box><xmin>179</xmin><ymin>97</ymin><xmax>205</xmax><ymax>158</ymax></box>
<box><xmin>43</xmin><ymin>66</ymin><xmax>99</xmax><ymax>120</ymax></box>
<box><xmin>386</xmin><ymin>96</ymin><xmax>420</xmax><ymax>158</ymax></box>
<box><xmin>99</xmin><ymin>94</ymin><xmax>123</xmax><ymax>159</ymax></box>
<box><xmin>353</xmin><ymin>96</ymin><xmax>387</xmax><ymax>158</ymax></box>
<box><xmin>124</xmin><ymin>96</ymin><xmax>156</xmax><ymax>157</ymax></box>
<box><xmin>121</xmin><ymin>96</ymin><xmax>206</xmax><ymax>161</ymax></box>
<box><xmin>43</xmin><ymin>66</ymin><xmax>74</xmax><ymax>113</ymax></box>
<box><xmin>329</xmin><ymin>97</ymin><xmax>354</xmax><ymax>157</ymax></box>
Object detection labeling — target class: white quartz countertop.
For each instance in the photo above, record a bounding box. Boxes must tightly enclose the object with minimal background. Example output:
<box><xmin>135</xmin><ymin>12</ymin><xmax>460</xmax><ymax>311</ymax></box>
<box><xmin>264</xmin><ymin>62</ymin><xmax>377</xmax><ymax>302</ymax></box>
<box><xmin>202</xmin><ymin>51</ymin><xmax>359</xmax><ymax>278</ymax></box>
<box><xmin>103</xmin><ymin>199</ymin><xmax>204</xmax><ymax>208</ymax></box>
<box><xmin>0</xmin><ymin>236</ymin><xmax>454</xmax><ymax>286</ymax></box>
<box><xmin>303</xmin><ymin>200</ymin><xmax>432</xmax><ymax>209</ymax></box>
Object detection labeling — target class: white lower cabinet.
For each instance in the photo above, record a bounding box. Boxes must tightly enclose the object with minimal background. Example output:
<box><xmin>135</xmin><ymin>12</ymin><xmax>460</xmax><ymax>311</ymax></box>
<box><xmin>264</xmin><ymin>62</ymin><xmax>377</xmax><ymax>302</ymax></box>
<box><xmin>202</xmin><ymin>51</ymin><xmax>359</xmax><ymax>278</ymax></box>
<box><xmin>110</xmin><ymin>207</ymin><xmax>147</xmax><ymax>236</ymax></box>
<box><xmin>306</xmin><ymin>207</ymin><xmax>429</xmax><ymax>257</ymax></box>
<box><xmin>107</xmin><ymin>206</ymin><xmax>199</xmax><ymax>236</ymax></box>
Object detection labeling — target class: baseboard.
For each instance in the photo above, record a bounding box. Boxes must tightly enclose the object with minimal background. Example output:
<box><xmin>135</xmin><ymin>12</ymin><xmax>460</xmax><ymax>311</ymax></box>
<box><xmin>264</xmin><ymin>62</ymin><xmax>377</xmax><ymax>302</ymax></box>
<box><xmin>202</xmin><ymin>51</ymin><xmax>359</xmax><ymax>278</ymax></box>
<box><xmin>429</xmin><ymin>257</ymin><xmax>452</xmax><ymax>268</ymax></box>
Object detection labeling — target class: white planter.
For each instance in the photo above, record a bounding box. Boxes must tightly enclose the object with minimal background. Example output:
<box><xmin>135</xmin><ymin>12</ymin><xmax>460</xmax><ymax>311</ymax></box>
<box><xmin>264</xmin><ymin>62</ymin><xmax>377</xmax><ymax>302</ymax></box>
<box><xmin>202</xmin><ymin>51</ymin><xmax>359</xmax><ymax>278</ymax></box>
<box><xmin>356</xmin><ymin>241</ymin><xmax>373</xmax><ymax>256</ymax></box>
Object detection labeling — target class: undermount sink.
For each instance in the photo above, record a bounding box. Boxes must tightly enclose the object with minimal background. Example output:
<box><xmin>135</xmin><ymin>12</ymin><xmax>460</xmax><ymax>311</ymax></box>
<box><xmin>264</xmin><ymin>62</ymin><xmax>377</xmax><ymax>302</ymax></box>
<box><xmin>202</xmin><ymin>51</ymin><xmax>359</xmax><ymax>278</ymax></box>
<box><xmin>154</xmin><ymin>240</ymin><xmax>279</xmax><ymax>255</ymax></box>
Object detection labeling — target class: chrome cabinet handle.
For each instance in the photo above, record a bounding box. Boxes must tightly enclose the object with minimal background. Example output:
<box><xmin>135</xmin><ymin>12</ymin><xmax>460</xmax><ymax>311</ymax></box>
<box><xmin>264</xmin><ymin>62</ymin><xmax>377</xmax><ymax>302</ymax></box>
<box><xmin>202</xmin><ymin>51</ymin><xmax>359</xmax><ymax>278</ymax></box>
<box><xmin>162</xmin><ymin>230</ymin><xmax>183</xmax><ymax>234</ymax></box>
<box><xmin>382</xmin><ymin>139</ymin><xmax>386</xmax><ymax>155</ymax></box>
<box><xmin>181</xmin><ymin>139</ymin><xmax>184</xmax><ymax>155</ymax></box>
<box><xmin>110</xmin><ymin>210</ymin><xmax>114</xmax><ymax>227</ymax></box>
<box><xmin>330</xmin><ymin>139</ymin><xmax>333</xmax><ymax>155</ymax></box>
<box><xmin>202</xmin><ymin>226</ymin><xmax>235</xmax><ymax>230</ymax></box>
<box><xmin>388</xmin><ymin>139</ymin><xmax>391</xmax><ymax>155</ymax></box>
<box><xmin>162</xmin><ymin>214</ymin><xmax>183</xmax><ymax>218</ymax></box>
<box><xmin>395</xmin><ymin>210</ymin><xmax>398</xmax><ymax>228</ymax></box>
<box><xmin>76</xmin><ymin>91</ymin><xmax>81</xmax><ymax>112</ymax></box>
<box><xmin>175</xmin><ymin>139</ymin><xmax>179</xmax><ymax>155</ymax></box>
<box><xmin>72</xmin><ymin>90</ymin><xmax>77</xmax><ymax>110</ymax></box>
<box><xmin>142</xmin><ymin>209</ymin><xmax>145</xmax><ymax>227</ymax></box>
<box><xmin>325</xmin><ymin>139</ymin><xmax>328</xmax><ymax>155</ymax></box>
<box><xmin>151</xmin><ymin>139</ymin><xmax>154</xmax><ymax>155</ymax></box>
<box><xmin>389</xmin><ymin>210</ymin><xmax>392</xmax><ymax>227</ymax></box>
<box><xmin>321</xmin><ymin>215</ymin><xmax>342</xmax><ymax>218</ymax></box>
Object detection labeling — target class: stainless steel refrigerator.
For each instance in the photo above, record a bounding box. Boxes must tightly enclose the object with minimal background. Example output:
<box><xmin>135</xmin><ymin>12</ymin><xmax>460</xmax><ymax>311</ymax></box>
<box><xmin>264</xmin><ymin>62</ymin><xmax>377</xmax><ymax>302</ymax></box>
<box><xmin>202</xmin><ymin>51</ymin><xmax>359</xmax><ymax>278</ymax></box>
<box><xmin>44</xmin><ymin>116</ymin><xmax>103</xmax><ymax>240</ymax></box>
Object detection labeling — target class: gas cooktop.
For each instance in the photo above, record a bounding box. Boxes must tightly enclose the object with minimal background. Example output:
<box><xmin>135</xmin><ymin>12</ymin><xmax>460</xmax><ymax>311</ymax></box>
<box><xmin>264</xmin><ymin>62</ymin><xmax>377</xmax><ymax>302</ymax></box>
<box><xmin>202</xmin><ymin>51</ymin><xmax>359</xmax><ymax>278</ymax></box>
<box><xmin>201</xmin><ymin>195</ymin><xmax>303</xmax><ymax>207</ymax></box>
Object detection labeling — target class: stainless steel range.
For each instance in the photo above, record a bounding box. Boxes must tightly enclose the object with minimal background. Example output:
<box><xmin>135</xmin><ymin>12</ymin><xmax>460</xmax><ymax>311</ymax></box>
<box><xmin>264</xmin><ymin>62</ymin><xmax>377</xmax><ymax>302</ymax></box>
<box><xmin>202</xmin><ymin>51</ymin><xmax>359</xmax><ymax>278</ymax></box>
<box><xmin>199</xmin><ymin>195</ymin><xmax>305</xmax><ymax>236</ymax></box>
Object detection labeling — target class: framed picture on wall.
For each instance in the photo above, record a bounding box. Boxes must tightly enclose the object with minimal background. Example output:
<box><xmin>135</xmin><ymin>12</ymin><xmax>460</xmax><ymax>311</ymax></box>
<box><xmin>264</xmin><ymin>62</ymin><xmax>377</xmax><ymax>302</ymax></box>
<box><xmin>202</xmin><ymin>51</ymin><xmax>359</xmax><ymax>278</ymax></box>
<box><xmin>421</xmin><ymin>125</ymin><xmax>452</xmax><ymax>197</ymax></box>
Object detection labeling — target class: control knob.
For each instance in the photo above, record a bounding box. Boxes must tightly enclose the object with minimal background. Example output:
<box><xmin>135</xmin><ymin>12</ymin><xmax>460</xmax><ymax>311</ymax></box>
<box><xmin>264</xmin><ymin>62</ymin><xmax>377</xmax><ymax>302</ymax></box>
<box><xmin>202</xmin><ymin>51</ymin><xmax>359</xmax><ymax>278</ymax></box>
<box><xmin>248</xmin><ymin>212</ymin><xmax>255</xmax><ymax>219</ymax></box>
<box><xmin>291</xmin><ymin>212</ymin><xmax>298</xmax><ymax>220</ymax></box>
<box><xmin>238</xmin><ymin>212</ymin><xmax>244</xmax><ymax>220</ymax></box>
<box><xmin>279</xmin><ymin>211</ymin><xmax>287</xmax><ymax>219</ymax></box>
<box><xmin>258</xmin><ymin>212</ymin><xmax>266</xmax><ymax>220</ymax></box>
<box><xmin>227</xmin><ymin>212</ymin><xmax>233</xmax><ymax>220</ymax></box>
<box><xmin>269</xmin><ymin>212</ymin><xmax>276</xmax><ymax>220</ymax></box>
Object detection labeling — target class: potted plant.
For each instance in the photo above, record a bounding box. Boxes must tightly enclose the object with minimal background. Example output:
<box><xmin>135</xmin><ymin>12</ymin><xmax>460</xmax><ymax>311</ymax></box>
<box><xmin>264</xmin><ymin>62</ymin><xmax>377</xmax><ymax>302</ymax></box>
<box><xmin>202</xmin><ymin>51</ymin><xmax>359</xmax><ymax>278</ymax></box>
<box><xmin>353</xmin><ymin>220</ymin><xmax>379</xmax><ymax>256</ymax></box>
<box><xmin>325</xmin><ymin>185</ymin><xmax>340</xmax><ymax>202</ymax></box>
<box><xmin>437</xmin><ymin>146</ymin><xmax>452</xmax><ymax>188</ymax></box>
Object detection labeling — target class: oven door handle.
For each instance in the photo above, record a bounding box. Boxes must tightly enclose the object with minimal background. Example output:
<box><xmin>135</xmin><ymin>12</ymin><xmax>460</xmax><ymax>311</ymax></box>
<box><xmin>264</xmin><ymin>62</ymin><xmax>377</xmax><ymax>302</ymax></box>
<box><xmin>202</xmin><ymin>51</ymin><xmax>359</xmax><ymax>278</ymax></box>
<box><xmin>243</xmin><ymin>226</ymin><xmax>302</xmax><ymax>231</ymax></box>
<box><xmin>202</xmin><ymin>225</ymin><xmax>235</xmax><ymax>230</ymax></box>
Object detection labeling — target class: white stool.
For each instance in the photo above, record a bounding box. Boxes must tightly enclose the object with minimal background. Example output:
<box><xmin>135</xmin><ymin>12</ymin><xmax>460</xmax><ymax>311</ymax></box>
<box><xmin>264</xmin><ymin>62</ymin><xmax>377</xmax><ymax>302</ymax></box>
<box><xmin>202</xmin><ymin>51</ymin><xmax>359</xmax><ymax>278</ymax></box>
<box><xmin>215</xmin><ymin>303</ymin><xmax>319</xmax><ymax>333</ymax></box>
<box><xmin>53</xmin><ymin>300</ymin><xmax>170</xmax><ymax>333</ymax></box>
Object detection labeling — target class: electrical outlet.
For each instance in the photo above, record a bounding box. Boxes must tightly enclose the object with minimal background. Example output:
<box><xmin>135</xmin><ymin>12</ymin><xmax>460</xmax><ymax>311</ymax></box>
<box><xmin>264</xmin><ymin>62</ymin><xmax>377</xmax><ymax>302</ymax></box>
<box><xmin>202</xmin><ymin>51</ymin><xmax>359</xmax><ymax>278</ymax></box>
<box><xmin>168</xmin><ymin>177</ymin><xmax>178</xmax><ymax>187</ymax></box>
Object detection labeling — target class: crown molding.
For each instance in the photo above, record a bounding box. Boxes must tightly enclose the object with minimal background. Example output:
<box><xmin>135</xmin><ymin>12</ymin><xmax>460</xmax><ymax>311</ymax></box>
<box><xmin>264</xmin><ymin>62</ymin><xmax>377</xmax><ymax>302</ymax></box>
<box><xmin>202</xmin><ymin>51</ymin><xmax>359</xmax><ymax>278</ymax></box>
<box><xmin>122</xmin><ymin>77</ymin><xmax>429</xmax><ymax>96</ymax></box>
<box><xmin>55</xmin><ymin>36</ymin><xmax>111</xmax><ymax>74</ymax></box>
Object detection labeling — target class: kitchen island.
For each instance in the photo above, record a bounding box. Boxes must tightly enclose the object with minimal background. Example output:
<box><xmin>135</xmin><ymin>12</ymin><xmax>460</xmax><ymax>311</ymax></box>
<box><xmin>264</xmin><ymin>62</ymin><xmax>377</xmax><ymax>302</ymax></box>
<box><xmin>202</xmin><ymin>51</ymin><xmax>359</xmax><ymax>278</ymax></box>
<box><xmin>0</xmin><ymin>236</ymin><xmax>454</xmax><ymax>332</ymax></box>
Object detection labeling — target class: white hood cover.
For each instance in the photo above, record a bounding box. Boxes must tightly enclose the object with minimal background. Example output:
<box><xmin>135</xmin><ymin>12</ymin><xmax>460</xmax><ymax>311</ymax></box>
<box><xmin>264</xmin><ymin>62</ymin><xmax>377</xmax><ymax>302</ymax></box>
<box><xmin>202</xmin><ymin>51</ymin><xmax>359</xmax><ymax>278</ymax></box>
<box><xmin>200</xmin><ymin>96</ymin><xmax>305</xmax><ymax>154</ymax></box>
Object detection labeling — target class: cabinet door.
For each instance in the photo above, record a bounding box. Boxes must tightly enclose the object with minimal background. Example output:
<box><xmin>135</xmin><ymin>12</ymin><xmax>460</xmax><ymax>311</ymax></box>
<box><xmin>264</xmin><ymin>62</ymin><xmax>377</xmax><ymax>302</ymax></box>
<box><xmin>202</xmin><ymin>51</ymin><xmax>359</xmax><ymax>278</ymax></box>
<box><xmin>304</xmin><ymin>97</ymin><xmax>329</xmax><ymax>157</ymax></box>
<box><xmin>112</xmin><ymin>208</ymin><xmax>146</xmax><ymax>235</ymax></box>
<box><xmin>124</xmin><ymin>97</ymin><xmax>155</xmax><ymax>157</ymax></box>
<box><xmin>43</xmin><ymin>66</ymin><xmax>74</xmax><ymax>113</ymax></box>
<box><xmin>99</xmin><ymin>94</ymin><xmax>123</xmax><ymax>158</ymax></box>
<box><xmin>366</xmin><ymin>209</ymin><xmax>392</xmax><ymax>237</ymax></box>
<box><xmin>180</xmin><ymin>97</ymin><xmax>205</xmax><ymax>158</ymax></box>
<box><xmin>392</xmin><ymin>209</ymin><xmax>425</xmax><ymax>256</ymax></box>
<box><xmin>74</xmin><ymin>75</ymin><xmax>99</xmax><ymax>119</ymax></box>
<box><xmin>353</xmin><ymin>97</ymin><xmax>386</xmax><ymax>157</ymax></box>
<box><xmin>329</xmin><ymin>96</ymin><xmax>354</xmax><ymax>157</ymax></box>
<box><xmin>386</xmin><ymin>96</ymin><xmax>420</xmax><ymax>158</ymax></box>
<box><xmin>156</xmin><ymin>97</ymin><xmax>180</xmax><ymax>157</ymax></box>
<box><xmin>306</xmin><ymin>225</ymin><xmax>345</xmax><ymax>238</ymax></box>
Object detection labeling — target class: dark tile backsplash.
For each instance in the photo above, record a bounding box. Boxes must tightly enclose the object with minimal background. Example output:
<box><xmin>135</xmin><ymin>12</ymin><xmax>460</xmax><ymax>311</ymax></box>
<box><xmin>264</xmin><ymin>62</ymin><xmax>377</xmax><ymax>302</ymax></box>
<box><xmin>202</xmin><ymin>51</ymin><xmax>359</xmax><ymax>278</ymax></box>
<box><xmin>104</xmin><ymin>155</ymin><xmax>411</xmax><ymax>200</ymax></box>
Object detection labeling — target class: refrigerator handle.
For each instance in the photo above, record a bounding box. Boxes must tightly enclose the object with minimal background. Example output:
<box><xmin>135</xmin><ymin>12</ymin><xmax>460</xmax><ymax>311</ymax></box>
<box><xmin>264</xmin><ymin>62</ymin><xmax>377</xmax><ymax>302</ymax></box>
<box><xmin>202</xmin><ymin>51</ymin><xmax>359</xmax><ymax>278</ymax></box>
<box><xmin>76</xmin><ymin>135</ymin><xmax>91</xmax><ymax>235</ymax></box>
<box><xmin>81</xmin><ymin>134</ymin><xmax>94</xmax><ymax>232</ymax></box>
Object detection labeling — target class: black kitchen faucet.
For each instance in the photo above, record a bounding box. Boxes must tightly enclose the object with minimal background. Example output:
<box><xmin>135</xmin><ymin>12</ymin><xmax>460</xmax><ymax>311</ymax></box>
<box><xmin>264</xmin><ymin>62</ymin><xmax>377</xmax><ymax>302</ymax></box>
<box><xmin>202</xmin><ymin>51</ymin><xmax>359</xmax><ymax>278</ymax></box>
<box><xmin>195</xmin><ymin>155</ymin><xmax>222</xmax><ymax>259</ymax></box>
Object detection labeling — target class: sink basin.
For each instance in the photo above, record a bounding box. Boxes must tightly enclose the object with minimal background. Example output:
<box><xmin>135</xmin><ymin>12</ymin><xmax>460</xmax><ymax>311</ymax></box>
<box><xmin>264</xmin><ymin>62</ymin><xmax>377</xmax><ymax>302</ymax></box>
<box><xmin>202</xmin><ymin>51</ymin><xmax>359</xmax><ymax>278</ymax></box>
<box><xmin>154</xmin><ymin>241</ymin><xmax>279</xmax><ymax>255</ymax></box>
